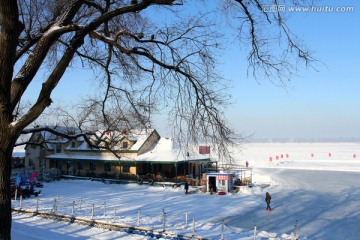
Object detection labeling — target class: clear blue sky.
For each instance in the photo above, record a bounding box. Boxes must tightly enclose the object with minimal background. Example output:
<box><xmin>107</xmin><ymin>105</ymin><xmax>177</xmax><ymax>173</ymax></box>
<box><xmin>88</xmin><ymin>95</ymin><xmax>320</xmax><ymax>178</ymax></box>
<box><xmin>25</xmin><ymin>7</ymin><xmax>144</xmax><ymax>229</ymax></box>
<box><xmin>22</xmin><ymin>1</ymin><xmax>360</xmax><ymax>140</ymax></box>
<box><xmin>221</xmin><ymin>1</ymin><xmax>360</xmax><ymax>140</ymax></box>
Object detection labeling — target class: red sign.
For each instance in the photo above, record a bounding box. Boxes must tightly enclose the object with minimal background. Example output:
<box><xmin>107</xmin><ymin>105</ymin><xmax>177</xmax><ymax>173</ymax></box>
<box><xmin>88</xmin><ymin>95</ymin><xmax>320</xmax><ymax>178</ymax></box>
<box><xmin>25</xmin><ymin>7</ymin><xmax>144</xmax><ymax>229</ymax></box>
<box><xmin>216</xmin><ymin>175</ymin><xmax>228</xmax><ymax>180</ymax></box>
<box><xmin>199</xmin><ymin>146</ymin><xmax>210</xmax><ymax>154</ymax></box>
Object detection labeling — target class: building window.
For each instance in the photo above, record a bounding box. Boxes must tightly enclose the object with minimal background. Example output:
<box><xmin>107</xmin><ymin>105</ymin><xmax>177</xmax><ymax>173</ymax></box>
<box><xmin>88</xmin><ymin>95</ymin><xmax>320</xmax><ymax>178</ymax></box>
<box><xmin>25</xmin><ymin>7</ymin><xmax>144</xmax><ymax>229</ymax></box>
<box><xmin>123</xmin><ymin>163</ymin><xmax>130</xmax><ymax>173</ymax></box>
<box><xmin>89</xmin><ymin>161</ymin><xmax>96</xmax><ymax>171</ymax></box>
<box><xmin>29</xmin><ymin>159</ymin><xmax>34</xmax><ymax>167</ymax></box>
<box><xmin>71</xmin><ymin>142</ymin><xmax>76</xmax><ymax>148</ymax></box>
<box><xmin>40</xmin><ymin>159</ymin><xmax>46</xmax><ymax>168</ymax></box>
<box><xmin>104</xmin><ymin>162</ymin><xmax>111</xmax><ymax>172</ymax></box>
<box><xmin>122</xmin><ymin>141</ymin><xmax>128</xmax><ymax>149</ymax></box>
<box><xmin>55</xmin><ymin>144</ymin><xmax>61</xmax><ymax>153</ymax></box>
<box><xmin>78</xmin><ymin>161</ymin><xmax>83</xmax><ymax>170</ymax></box>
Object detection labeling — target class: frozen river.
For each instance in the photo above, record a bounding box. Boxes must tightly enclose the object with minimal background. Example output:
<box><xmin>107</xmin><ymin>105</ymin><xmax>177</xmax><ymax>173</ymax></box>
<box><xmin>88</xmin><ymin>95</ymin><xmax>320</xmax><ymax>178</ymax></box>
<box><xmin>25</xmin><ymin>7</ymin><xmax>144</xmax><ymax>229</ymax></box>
<box><xmin>226</xmin><ymin>168</ymin><xmax>360</xmax><ymax>239</ymax></box>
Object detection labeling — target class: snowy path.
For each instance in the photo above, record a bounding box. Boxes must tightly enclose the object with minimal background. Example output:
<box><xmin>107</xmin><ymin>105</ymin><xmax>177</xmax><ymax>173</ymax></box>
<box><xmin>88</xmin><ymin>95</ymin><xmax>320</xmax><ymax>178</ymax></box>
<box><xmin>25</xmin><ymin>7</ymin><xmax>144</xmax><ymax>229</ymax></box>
<box><xmin>12</xmin><ymin>143</ymin><xmax>360</xmax><ymax>239</ymax></box>
<box><xmin>226</xmin><ymin>168</ymin><xmax>360</xmax><ymax>239</ymax></box>
<box><xmin>13</xmin><ymin>170</ymin><xmax>360</xmax><ymax>239</ymax></box>
<box><xmin>12</xmin><ymin>212</ymin><xmax>145</xmax><ymax>240</ymax></box>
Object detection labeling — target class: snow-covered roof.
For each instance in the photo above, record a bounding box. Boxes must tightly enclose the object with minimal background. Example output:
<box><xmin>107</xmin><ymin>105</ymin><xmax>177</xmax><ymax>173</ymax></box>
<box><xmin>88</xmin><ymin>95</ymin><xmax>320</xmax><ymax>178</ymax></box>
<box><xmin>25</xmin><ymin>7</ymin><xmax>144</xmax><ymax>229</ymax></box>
<box><xmin>46</xmin><ymin>153</ymin><xmax>121</xmax><ymax>161</ymax></box>
<box><xmin>13</xmin><ymin>145</ymin><xmax>26</xmax><ymax>158</ymax></box>
<box><xmin>136</xmin><ymin>137</ymin><xmax>177</xmax><ymax>162</ymax></box>
<box><xmin>40</xmin><ymin>126</ymin><xmax>80</xmax><ymax>143</ymax></box>
<box><xmin>46</xmin><ymin>137</ymin><xmax>210</xmax><ymax>163</ymax></box>
<box><xmin>85</xmin><ymin>129</ymin><xmax>157</xmax><ymax>151</ymax></box>
<box><xmin>135</xmin><ymin>138</ymin><xmax>210</xmax><ymax>163</ymax></box>
<box><xmin>76</xmin><ymin>141</ymin><xmax>92</xmax><ymax>150</ymax></box>
<box><xmin>25</xmin><ymin>126</ymin><xmax>82</xmax><ymax>150</ymax></box>
<box><xmin>127</xmin><ymin>129</ymin><xmax>156</xmax><ymax>151</ymax></box>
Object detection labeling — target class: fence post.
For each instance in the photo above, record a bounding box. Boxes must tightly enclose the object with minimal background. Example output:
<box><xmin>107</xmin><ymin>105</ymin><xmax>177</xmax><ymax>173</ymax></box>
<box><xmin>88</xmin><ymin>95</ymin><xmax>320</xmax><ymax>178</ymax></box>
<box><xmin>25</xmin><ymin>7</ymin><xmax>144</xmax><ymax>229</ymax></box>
<box><xmin>137</xmin><ymin>209</ymin><xmax>141</xmax><ymax>227</ymax></box>
<box><xmin>54</xmin><ymin>196</ymin><xmax>59</xmax><ymax>213</ymax></box>
<box><xmin>221</xmin><ymin>220</ymin><xmax>225</xmax><ymax>240</ymax></box>
<box><xmin>91</xmin><ymin>204</ymin><xmax>94</xmax><ymax>220</ymax></box>
<box><xmin>72</xmin><ymin>201</ymin><xmax>75</xmax><ymax>215</ymax></box>
<box><xmin>185</xmin><ymin>211</ymin><xmax>188</xmax><ymax>228</ymax></box>
<box><xmin>57</xmin><ymin>195</ymin><xmax>59</xmax><ymax>212</ymax></box>
<box><xmin>15</xmin><ymin>188</ymin><xmax>18</xmax><ymax>201</ymax></box>
<box><xmin>52</xmin><ymin>198</ymin><xmax>57</xmax><ymax>213</ymax></box>
<box><xmin>293</xmin><ymin>220</ymin><xmax>299</xmax><ymax>240</ymax></box>
<box><xmin>79</xmin><ymin>198</ymin><xmax>82</xmax><ymax>211</ymax></box>
<box><xmin>19</xmin><ymin>195</ymin><xmax>23</xmax><ymax>209</ymax></box>
<box><xmin>253</xmin><ymin>225</ymin><xmax>257</xmax><ymax>240</ymax></box>
<box><xmin>36</xmin><ymin>197</ymin><xmax>39</xmax><ymax>213</ymax></box>
<box><xmin>192</xmin><ymin>218</ymin><xmax>195</xmax><ymax>237</ymax></box>
<box><xmin>162</xmin><ymin>209</ymin><xmax>166</xmax><ymax>232</ymax></box>
<box><xmin>113</xmin><ymin>207</ymin><xmax>116</xmax><ymax>223</ymax></box>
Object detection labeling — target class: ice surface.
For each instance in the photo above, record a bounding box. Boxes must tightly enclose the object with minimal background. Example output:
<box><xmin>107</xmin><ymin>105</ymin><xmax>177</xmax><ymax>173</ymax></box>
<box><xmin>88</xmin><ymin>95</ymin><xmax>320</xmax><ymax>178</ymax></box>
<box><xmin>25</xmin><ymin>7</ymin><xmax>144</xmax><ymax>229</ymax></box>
<box><xmin>12</xmin><ymin>142</ymin><xmax>360</xmax><ymax>239</ymax></box>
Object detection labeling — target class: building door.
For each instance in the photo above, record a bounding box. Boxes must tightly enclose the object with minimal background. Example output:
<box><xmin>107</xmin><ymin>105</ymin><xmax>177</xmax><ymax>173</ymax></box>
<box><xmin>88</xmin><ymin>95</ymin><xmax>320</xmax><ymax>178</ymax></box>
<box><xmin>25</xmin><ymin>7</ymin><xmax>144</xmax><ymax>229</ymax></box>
<box><xmin>208</xmin><ymin>176</ymin><xmax>217</xmax><ymax>192</ymax></box>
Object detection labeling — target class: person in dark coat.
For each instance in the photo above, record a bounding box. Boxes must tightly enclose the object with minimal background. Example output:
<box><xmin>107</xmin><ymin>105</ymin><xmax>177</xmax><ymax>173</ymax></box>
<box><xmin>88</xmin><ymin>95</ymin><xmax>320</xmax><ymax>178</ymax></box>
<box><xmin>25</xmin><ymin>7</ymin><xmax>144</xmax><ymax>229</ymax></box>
<box><xmin>184</xmin><ymin>181</ymin><xmax>189</xmax><ymax>194</ymax></box>
<box><xmin>265</xmin><ymin>192</ymin><xmax>272</xmax><ymax>211</ymax></box>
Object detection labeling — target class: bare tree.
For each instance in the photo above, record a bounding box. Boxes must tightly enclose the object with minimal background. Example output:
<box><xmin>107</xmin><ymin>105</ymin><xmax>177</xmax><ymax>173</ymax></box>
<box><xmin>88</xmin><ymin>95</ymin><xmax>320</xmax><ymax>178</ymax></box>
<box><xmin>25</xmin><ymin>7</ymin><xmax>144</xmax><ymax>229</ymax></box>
<box><xmin>221</xmin><ymin>0</ymin><xmax>314</xmax><ymax>83</ymax></box>
<box><xmin>0</xmin><ymin>0</ymin><xmax>313</xmax><ymax>239</ymax></box>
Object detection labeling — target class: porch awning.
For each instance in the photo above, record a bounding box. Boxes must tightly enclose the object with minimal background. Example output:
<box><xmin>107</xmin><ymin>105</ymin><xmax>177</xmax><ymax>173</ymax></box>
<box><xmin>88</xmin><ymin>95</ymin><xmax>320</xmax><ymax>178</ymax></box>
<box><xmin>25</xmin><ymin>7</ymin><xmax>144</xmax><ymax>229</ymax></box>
<box><xmin>46</xmin><ymin>153</ymin><xmax>211</xmax><ymax>164</ymax></box>
<box><xmin>46</xmin><ymin>154</ymin><xmax>122</xmax><ymax>162</ymax></box>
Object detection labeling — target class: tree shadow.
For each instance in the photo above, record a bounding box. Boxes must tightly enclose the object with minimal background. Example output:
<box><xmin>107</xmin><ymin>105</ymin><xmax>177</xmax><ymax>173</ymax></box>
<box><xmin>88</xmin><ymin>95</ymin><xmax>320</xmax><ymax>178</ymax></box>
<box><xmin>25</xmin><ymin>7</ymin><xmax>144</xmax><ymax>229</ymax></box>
<box><xmin>225</xmin><ymin>185</ymin><xmax>360</xmax><ymax>239</ymax></box>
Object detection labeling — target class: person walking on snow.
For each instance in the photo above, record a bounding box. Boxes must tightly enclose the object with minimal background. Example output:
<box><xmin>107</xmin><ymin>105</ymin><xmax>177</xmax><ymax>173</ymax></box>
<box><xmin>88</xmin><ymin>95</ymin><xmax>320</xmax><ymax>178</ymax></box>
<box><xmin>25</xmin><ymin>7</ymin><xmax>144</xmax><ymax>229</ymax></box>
<box><xmin>265</xmin><ymin>192</ymin><xmax>272</xmax><ymax>211</ymax></box>
<box><xmin>184</xmin><ymin>181</ymin><xmax>189</xmax><ymax>194</ymax></box>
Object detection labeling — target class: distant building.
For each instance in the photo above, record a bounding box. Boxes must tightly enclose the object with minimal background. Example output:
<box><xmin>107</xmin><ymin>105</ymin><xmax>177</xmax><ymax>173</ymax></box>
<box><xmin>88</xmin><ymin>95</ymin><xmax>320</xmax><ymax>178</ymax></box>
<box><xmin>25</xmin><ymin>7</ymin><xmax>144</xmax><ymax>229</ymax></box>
<box><xmin>12</xmin><ymin>146</ymin><xmax>25</xmax><ymax>168</ymax></box>
<box><xmin>24</xmin><ymin>128</ymin><xmax>214</xmax><ymax>183</ymax></box>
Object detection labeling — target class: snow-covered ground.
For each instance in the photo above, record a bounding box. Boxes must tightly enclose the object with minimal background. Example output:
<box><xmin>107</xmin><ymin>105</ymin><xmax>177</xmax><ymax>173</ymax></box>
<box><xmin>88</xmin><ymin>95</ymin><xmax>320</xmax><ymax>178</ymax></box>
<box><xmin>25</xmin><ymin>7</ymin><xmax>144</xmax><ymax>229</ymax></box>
<box><xmin>12</xmin><ymin>142</ymin><xmax>360</xmax><ymax>239</ymax></box>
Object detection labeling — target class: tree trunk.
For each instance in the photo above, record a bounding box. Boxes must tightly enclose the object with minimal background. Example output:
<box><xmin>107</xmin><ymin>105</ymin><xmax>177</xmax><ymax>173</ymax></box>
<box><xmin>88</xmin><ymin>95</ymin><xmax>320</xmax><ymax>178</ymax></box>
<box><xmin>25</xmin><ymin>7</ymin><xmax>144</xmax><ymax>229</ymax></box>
<box><xmin>0</xmin><ymin>136</ymin><xmax>17</xmax><ymax>240</ymax></box>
